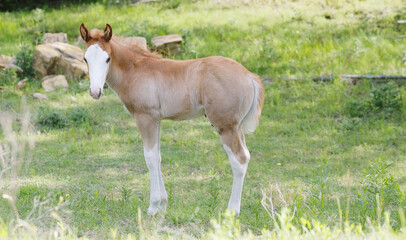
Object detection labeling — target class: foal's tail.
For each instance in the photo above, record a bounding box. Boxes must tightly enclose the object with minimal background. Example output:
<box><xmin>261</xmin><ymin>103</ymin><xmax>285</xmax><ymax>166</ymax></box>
<box><xmin>239</xmin><ymin>74</ymin><xmax>264</xmax><ymax>133</ymax></box>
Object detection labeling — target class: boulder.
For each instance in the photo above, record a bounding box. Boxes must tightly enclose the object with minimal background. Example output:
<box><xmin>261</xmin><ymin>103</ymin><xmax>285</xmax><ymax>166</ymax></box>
<box><xmin>33</xmin><ymin>93</ymin><xmax>49</xmax><ymax>100</ymax></box>
<box><xmin>1</xmin><ymin>55</ymin><xmax>16</xmax><ymax>65</ymax></box>
<box><xmin>76</xmin><ymin>35</ymin><xmax>147</xmax><ymax>50</ymax></box>
<box><xmin>122</xmin><ymin>37</ymin><xmax>148</xmax><ymax>50</ymax></box>
<box><xmin>43</xmin><ymin>33</ymin><xmax>68</xmax><ymax>44</ymax></box>
<box><xmin>0</xmin><ymin>55</ymin><xmax>22</xmax><ymax>72</ymax></box>
<box><xmin>16</xmin><ymin>79</ymin><xmax>28</xmax><ymax>90</ymax></box>
<box><xmin>151</xmin><ymin>34</ymin><xmax>183</xmax><ymax>55</ymax></box>
<box><xmin>42</xmin><ymin>75</ymin><xmax>68</xmax><ymax>92</ymax></box>
<box><xmin>75</xmin><ymin>35</ymin><xmax>84</xmax><ymax>46</ymax></box>
<box><xmin>33</xmin><ymin>42</ymin><xmax>87</xmax><ymax>79</ymax></box>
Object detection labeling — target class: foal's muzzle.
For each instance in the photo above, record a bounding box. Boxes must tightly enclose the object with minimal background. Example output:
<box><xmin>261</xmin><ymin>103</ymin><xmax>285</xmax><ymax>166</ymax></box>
<box><xmin>89</xmin><ymin>88</ymin><xmax>102</xmax><ymax>99</ymax></box>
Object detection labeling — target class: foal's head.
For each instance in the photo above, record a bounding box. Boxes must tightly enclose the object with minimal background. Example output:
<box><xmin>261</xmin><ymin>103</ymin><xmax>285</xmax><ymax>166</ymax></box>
<box><xmin>80</xmin><ymin>23</ymin><xmax>113</xmax><ymax>99</ymax></box>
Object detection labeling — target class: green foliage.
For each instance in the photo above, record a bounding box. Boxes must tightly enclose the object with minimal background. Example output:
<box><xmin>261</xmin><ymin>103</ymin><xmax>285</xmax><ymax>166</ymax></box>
<box><xmin>159</xmin><ymin>0</ymin><xmax>198</xmax><ymax>9</ymax></box>
<box><xmin>0</xmin><ymin>68</ymin><xmax>18</xmax><ymax>86</ymax></box>
<box><xmin>345</xmin><ymin>98</ymin><xmax>372</xmax><ymax>118</ymax></box>
<box><xmin>359</xmin><ymin>157</ymin><xmax>405</xmax><ymax>223</ymax></box>
<box><xmin>370</xmin><ymin>82</ymin><xmax>402</xmax><ymax>115</ymax></box>
<box><xmin>37</xmin><ymin>106</ymin><xmax>92</xmax><ymax>129</ymax></box>
<box><xmin>37</xmin><ymin>106</ymin><xmax>68</xmax><ymax>129</ymax></box>
<box><xmin>68</xmin><ymin>107</ymin><xmax>91</xmax><ymax>125</ymax></box>
<box><xmin>345</xmin><ymin>82</ymin><xmax>403</xmax><ymax>118</ymax></box>
<box><xmin>15</xmin><ymin>43</ymin><xmax>35</xmax><ymax>79</ymax></box>
<box><xmin>0</xmin><ymin>0</ymin><xmax>102</xmax><ymax>11</ymax></box>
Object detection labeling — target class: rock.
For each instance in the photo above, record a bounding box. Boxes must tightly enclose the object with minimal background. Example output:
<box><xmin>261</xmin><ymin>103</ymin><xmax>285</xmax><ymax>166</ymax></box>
<box><xmin>122</xmin><ymin>37</ymin><xmax>148</xmax><ymax>50</ymax></box>
<box><xmin>75</xmin><ymin>35</ymin><xmax>84</xmax><ymax>46</ymax></box>
<box><xmin>16</xmin><ymin>79</ymin><xmax>28</xmax><ymax>90</ymax></box>
<box><xmin>76</xmin><ymin>35</ymin><xmax>148</xmax><ymax>50</ymax></box>
<box><xmin>42</xmin><ymin>75</ymin><xmax>68</xmax><ymax>92</ymax></box>
<box><xmin>33</xmin><ymin>42</ymin><xmax>87</xmax><ymax>79</ymax></box>
<box><xmin>43</xmin><ymin>33</ymin><xmax>68</xmax><ymax>44</ymax></box>
<box><xmin>33</xmin><ymin>93</ymin><xmax>48</xmax><ymax>100</ymax></box>
<box><xmin>0</xmin><ymin>55</ymin><xmax>23</xmax><ymax>72</ymax></box>
<box><xmin>151</xmin><ymin>34</ymin><xmax>183</xmax><ymax>55</ymax></box>
<box><xmin>1</xmin><ymin>55</ymin><xmax>16</xmax><ymax>65</ymax></box>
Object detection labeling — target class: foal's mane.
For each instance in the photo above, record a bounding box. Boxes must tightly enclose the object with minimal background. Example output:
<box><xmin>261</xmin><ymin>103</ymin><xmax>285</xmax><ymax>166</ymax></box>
<box><xmin>113</xmin><ymin>36</ymin><xmax>161</xmax><ymax>59</ymax></box>
<box><xmin>88</xmin><ymin>28</ymin><xmax>161</xmax><ymax>59</ymax></box>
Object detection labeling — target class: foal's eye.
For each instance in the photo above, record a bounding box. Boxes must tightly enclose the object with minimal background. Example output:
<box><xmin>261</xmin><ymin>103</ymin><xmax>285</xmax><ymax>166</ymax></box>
<box><xmin>84</xmin><ymin>58</ymin><xmax>87</xmax><ymax>63</ymax></box>
<box><xmin>106</xmin><ymin>57</ymin><xmax>110</xmax><ymax>63</ymax></box>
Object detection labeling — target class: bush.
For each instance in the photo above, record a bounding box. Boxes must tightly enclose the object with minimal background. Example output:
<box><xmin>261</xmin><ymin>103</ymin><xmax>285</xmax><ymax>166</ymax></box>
<box><xmin>37</xmin><ymin>106</ymin><xmax>93</xmax><ymax>129</ymax></box>
<box><xmin>37</xmin><ymin>106</ymin><xmax>68</xmax><ymax>129</ymax></box>
<box><xmin>68</xmin><ymin>107</ymin><xmax>91</xmax><ymax>125</ymax></box>
<box><xmin>15</xmin><ymin>43</ymin><xmax>35</xmax><ymax>79</ymax></box>
<box><xmin>370</xmin><ymin>82</ymin><xmax>402</xmax><ymax>115</ymax></box>
<box><xmin>0</xmin><ymin>0</ymin><xmax>99</xmax><ymax>11</ymax></box>
<box><xmin>0</xmin><ymin>68</ymin><xmax>18</xmax><ymax>86</ymax></box>
<box><xmin>344</xmin><ymin>82</ymin><xmax>403</xmax><ymax>118</ymax></box>
<box><xmin>0</xmin><ymin>0</ymin><xmax>145</xmax><ymax>11</ymax></box>
<box><xmin>358</xmin><ymin>157</ymin><xmax>406</xmax><ymax>226</ymax></box>
<box><xmin>345</xmin><ymin>98</ymin><xmax>372</xmax><ymax>118</ymax></box>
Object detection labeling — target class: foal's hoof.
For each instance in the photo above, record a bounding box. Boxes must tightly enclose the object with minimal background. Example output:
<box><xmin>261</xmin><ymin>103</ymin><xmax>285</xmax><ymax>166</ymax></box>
<box><xmin>227</xmin><ymin>207</ymin><xmax>240</xmax><ymax>217</ymax></box>
<box><xmin>147</xmin><ymin>206</ymin><xmax>159</xmax><ymax>216</ymax></box>
<box><xmin>147</xmin><ymin>199</ymin><xmax>167</xmax><ymax>216</ymax></box>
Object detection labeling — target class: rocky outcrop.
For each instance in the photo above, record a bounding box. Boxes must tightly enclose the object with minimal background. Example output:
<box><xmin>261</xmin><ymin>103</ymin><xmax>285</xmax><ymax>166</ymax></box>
<box><xmin>33</xmin><ymin>93</ymin><xmax>49</xmax><ymax>100</ymax></box>
<box><xmin>0</xmin><ymin>55</ymin><xmax>22</xmax><ymax>72</ymax></box>
<box><xmin>122</xmin><ymin>37</ymin><xmax>148</xmax><ymax>50</ymax></box>
<box><xmin>43</xmin><ymin>33</ymin><xmax>68</xmax><ymax>44</ymax></box>
<box><xmin>151</xmin><ymin>34</ymin><xmax>183</xmax><ymax>55</ymax></box>
<box><xmin>32</xmin><ymin>42</ymin><xmax>87</xmax><ymax>79</ymax></box>
<box><xmin>16</xmin><ymin>79</ymin><xmax>28</xmax><ymax>90</ymax></box>
<box><xmin>41</xmin><ymin>75</ymin><xmax>68</xmax><ymax>92</ymax></box>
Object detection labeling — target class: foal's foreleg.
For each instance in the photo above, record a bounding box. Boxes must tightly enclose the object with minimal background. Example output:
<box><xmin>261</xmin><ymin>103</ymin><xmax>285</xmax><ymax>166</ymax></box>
<box><xmin>220</xmin><ymin>128</ymin><xmax>250</xmax><ymax>216</ymax></box>
<box><xmin>135</xmin><ymin>113</ymin><xmax>168</xmax><ymax>216</ymax></box>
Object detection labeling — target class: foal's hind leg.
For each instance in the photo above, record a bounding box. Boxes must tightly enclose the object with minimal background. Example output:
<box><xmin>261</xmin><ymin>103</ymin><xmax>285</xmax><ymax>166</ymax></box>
<box><xmin>219</xmin><ymin>127</ymin><xmax>250</xmax><ymax>216</ymax></box>
<box><xmin>135</xmin><ymin>113</ymin><xmax>168</xmax><ymax>216</ymax></box>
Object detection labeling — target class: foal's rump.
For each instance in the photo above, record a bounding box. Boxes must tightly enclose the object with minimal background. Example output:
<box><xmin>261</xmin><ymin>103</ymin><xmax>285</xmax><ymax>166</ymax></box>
<box><xmin>198</xmin><ymin>56</ymin><xmax>264</xmax><ymax>134</ymax></box>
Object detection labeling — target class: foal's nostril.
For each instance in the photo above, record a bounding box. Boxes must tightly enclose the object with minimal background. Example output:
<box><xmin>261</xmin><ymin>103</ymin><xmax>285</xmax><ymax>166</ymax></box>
<box><xmin>89</xmin><ymin>88</ymin><xmax>101</xmax><ymax>99</ymax></box>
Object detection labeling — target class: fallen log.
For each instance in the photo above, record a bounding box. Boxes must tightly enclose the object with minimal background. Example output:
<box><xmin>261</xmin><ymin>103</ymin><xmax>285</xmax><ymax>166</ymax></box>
<box><xmin>341</xmin><ymin>75</ymin><xmax>406</xmax><ymax>85</ymax></box>
<box><xmin>263</xmin><ymin>75</ymin><xmax>406</xmax><ymax>84</ymax></box>
<box><xmin>341</xmin><ymin>75</ymin><xmax>406</xmax><ymax>80</ymax></box>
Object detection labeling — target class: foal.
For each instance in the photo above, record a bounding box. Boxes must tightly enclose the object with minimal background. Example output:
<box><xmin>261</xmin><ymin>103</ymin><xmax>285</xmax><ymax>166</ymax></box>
<box><xmin>80</xmin><ymin>24</ymin><xmax>264</xmax><ymax>216</ymax></box>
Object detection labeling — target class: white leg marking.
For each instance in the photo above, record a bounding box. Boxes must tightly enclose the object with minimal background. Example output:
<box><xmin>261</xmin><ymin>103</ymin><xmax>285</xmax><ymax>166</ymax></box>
<box><xmin>144</xmin><ymin>144</ymin><xmax>168</xmax><ymax>215</ymax></box>
<box><xmin>223</xmin><ymin>144</ymin><xmax>249</xmax><ymax>216</ymax></box>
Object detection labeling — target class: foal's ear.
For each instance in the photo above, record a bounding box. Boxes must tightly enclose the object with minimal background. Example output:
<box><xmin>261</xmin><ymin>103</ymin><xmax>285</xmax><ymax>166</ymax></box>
<box><xmin>104</xmin><ymin>24</ymin><xmax>112</xmax><ymax>42</ymax></box>
<box><xmin>80</xmin><ymin>23</ymin><xmax>90</xmax><ymax>42</ymax></box>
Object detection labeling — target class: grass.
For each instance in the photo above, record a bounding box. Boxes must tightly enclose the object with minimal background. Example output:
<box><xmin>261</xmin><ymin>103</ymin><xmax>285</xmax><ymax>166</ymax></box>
<box><xmin>1</xmin><ymin>0</ymin><xmax>406</xmax><ymax>239</ymax></box>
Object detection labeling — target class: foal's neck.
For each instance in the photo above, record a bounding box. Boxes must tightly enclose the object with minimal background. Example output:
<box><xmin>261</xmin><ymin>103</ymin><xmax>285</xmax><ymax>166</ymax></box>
<box><xmin>106</xmin><ymin>40</ymin><xmax>142</xmax><ymax>94</ymax></box>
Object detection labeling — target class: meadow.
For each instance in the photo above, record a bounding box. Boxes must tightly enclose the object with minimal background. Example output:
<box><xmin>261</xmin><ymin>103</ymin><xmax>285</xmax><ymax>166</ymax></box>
<box><xmin>1</xmin><ymin>0</ymin><xmax>406</xmax><ymax>239</ymax></box>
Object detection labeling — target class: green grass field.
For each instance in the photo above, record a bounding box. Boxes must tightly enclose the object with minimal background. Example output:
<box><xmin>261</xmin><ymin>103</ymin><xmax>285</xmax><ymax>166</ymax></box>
<box><xmin>1</xmin><ymin>0</ymin><xmax>406</xmax><ymax>239</ymax></box>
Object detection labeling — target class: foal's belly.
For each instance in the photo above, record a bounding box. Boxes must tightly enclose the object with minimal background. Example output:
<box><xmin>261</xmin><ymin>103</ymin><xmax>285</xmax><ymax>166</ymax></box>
<box><xmin>162</xmin><ymin>103</ymin><xmax>205</xmax><ymax>121</ymax></box>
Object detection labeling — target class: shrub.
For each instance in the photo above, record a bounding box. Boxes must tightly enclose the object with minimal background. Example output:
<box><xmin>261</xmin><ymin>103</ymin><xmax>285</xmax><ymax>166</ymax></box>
<box><xmin>0</xmin><ymin>0</ymin><xmax>100</xmax><ymax>11</ymax></box>
<box><xmin>0</xmin><ymin>68</ymin><xmax>18</xmax><ymax>86</ymax></box>
<box><xmin>344</xmin><ymin>82</ymin><xmax>403</xmax><ymax>118</ymax></box>
<box><xmin>37</xmin><ymin>106</ymin><xmax>68</xmax><ymax>129</ymax></box>
<box><xmin>370</xmin><ymin>82</ymin><xmax>402</xmax><ymax>115</ymax></box>
<box><xmin>37</xmin><ymin>106</ymin><xmax>93</xmax><ymax>129</ymax></box>
<box><xmin>358</xmin><ymin>157</ymin><xmax>405</xmax><ymax>226</ymax></box>
<box><xmin>15</xmin><ymin>43</ymin><xmax>35</xmax><ymax>79</ymax></box>
<box><xmin>68</xmin><ymin>107</ymin><xmax>91</xmax><ymax>125</ymax></box>
<box><xmin>345</xmin><ymin>98</ymin><xmax>372</xmax><ymax>118</ymax></box>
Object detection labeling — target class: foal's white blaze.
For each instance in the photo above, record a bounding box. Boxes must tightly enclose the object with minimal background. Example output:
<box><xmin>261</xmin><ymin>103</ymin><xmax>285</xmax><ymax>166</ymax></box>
<box><xmin>84</xmin><ymin>44</ymin><xmax>110</xmax><ymax>99</ymax></box>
